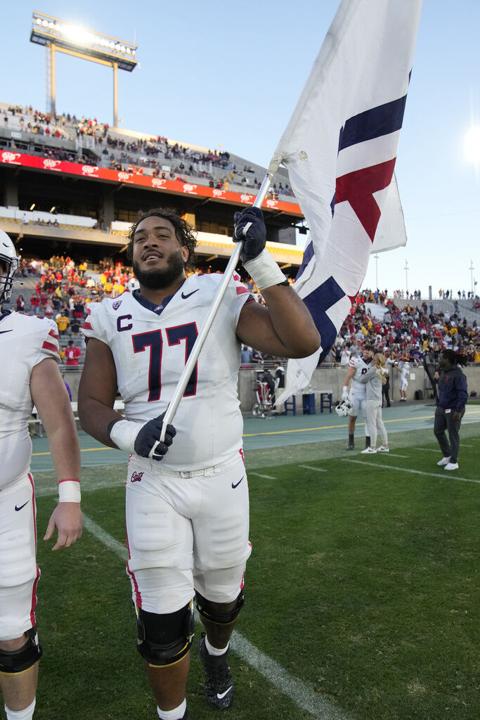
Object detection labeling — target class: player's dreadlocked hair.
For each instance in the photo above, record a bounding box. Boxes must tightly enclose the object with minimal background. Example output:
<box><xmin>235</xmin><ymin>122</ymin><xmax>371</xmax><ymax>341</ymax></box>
<box><xmin>127</xmin><ymin>208</ymin><xmax>197</xmax><ymax>269</ymax></box>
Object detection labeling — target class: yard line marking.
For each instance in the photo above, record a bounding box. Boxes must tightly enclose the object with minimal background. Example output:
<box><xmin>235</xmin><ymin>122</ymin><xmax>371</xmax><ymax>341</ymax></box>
<box><xmin>230</xmin><ymin>633</ymin><xmax>350</xmax><ymax>720</ymax></box>
<box><xmin>377</xmin><ymin>453</ymin><xmax>407</xmax><ymax>458</ymax></box>
<box><xmin>410</xmin><ymin>447</ymin><xmax>440</xmax><ymax>453</ymax></box>
<box><xmin>249</xmin><ymin>472</ymin><xmax>276</xmax><ymax>480</ymax></box>
<box><xmin>83</xmin><ymin>514</ymin><xmax>128</xmax><ymax>559</ymax></box>
<box><xmin>299</xmin><ymin>465</ymin><xmax>327</xmax><ymax>473</ymax></box>
<box><xmin>342</xmin><ymin>459</ymin><xmax>480</xmax><ymax>485</ymax></box>
<box><xmin>462</xmin><ymin>444</ymin><xmax>474</xmax><ymax>448</ymax></box>
<box><xmin>82</xmin><ymin>514</ymin><xmax>350</xmax><ymax>720</ymax></box>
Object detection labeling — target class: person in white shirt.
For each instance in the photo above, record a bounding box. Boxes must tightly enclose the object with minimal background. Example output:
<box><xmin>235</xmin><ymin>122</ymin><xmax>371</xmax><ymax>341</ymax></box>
<box><xmin>0</xmin><ymin>232</ymin><xmax>82</xmax><ymax>720</ymax></box>
<box><xmin>78</xmin><ymin>207</ymin><xmax>320</xmax><ymax>720</ymax></box>
<box><xmin>398</xmin><ymin>358</ymin><xmax>410</xmax><ymax>401</ymax></box>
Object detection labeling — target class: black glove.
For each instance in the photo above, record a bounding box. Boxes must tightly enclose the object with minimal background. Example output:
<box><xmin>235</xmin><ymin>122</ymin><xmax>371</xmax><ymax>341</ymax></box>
<box><xmin>233</xmin><ymin>207</ymin><xmax>266</xmax><ymax>263</ymax></box>
<box><xmin>134</xmin><ymin>413</ymin><xmax>176</xmax><ymax>461</ymax></box>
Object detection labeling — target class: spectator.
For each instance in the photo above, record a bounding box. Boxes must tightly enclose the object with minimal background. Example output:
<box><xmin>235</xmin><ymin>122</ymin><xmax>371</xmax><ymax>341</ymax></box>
<box><xmin>64</xmin><ymin>340</ymin><xmax>81</xmax><ymax>366</ymax></box>
<box><xmin>434</xmin><ymin>350</ymin><xmax>468</xmax><ymax>471</ymax></box>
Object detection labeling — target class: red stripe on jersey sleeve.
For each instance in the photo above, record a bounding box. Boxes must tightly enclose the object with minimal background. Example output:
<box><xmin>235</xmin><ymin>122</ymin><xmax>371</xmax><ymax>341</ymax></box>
<box><xmin>42</xmin><ymin>340</ymin><xmax>59</xmax><ymax>353</ymax></box>
<box><xmin>236</xmin><ymin>285</ymin><xmax>249</xmax><ymax>295</ymax></box>
<box><xmin>49</xmin><ymin>329</ymin><xmax>60</xmax><ymax>340</ymax></box>
<box><xmin>82</xmin><ymin>321</ymin><xmax>93</xmax><ymax>330</ymax></box>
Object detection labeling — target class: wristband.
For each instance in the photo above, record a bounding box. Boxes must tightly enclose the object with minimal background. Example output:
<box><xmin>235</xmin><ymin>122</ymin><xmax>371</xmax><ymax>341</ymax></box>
<box><xmin>243</xmin><ymin>250</ymin><xmax>286</xmax><ymax>291</ymax></box>
<box><xmin>58</xmin><ymin>478</ymin><xmax>81</xmax><ymax>503</ymax></box>
<box><xmin>109</xmin><ymin>419</ymin><xmax>143</xmax><ymax>453</ymax></box>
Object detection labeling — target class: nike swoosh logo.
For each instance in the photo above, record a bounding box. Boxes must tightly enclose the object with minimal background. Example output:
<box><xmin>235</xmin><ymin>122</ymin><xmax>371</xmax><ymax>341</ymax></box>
<box><xmin>216</xmin><ymin>687</ymin><xmax>233</xmax><ymax>700</ymax></box>
<box><xmin>0</xmin><ymin>330</ymin><xmax>13</xmax><ymax>334</ymax></box>
<box><xmin>181</xmin><ymin>289</ymin><xmax>199</xmax><ymax>300</ymax></box>
<box><xmin>231</xmin><ymin>476</ymin><xmax>244</xmax><ymax>489</ymax></box>
<box><xmin>15</xmin><ymin>501</ymin><xmax>29</xmax><ymax>511</ymax></box>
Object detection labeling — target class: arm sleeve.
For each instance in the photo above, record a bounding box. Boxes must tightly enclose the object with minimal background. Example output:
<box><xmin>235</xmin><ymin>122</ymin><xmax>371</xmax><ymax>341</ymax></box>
<box><xmin>32</xmin><ymin>318</ymin><xmax>61</xmax><ymax>366</ymax></box>
<box><xmin>81</xmin><ymin>301</ymin><xmax>110</xmax><ymax>344</ymax></box>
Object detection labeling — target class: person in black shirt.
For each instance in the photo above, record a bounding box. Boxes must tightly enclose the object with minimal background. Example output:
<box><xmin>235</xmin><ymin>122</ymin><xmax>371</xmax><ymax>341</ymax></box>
<box><xmin>434</xmin><ymin>350</ymin><xmax>468</xmax><ymax>471</ymax></box>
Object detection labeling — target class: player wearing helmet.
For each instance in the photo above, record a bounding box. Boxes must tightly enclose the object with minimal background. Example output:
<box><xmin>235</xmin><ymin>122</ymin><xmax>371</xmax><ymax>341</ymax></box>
<box><xmin>0</xmin><ymin>231</ymin><xmax>83</xmax><ymax>720</ymax></box>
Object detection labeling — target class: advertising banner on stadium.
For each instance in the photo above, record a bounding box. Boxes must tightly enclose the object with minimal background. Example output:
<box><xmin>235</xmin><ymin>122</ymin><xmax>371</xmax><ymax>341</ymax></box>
<box><xmin>0</xmin><ymin>150</ymin><xmax>302</xmax><ymax>217</ymax></box>
<box><xmin>275</xmin><ymin>0</ymin><xmax>422</xmax><ymax>407</ymax></box>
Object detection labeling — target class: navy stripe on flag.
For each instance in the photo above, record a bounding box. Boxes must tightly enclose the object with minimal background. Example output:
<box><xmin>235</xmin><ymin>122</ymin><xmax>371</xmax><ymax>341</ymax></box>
<box><xmin>303</xmin><ymin>276</ymin><xmax>345</xmax><ymax>362</ymax></box>
<box><xmin>338</xmin><ymin>95</ymin><xmax>407</xmax><ymax>152</ymax></box>
<box><xmin>295</xmin><ymin>240</ymin><xmax>314</xmax><ymax>281</ymax></box>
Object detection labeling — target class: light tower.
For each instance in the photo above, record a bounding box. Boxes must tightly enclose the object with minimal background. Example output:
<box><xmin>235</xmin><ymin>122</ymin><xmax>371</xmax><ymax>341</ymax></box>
<box><xmin>30</xmin><ymin>11</ymin><xmax>137</xmax><ymax>127</ymax></box>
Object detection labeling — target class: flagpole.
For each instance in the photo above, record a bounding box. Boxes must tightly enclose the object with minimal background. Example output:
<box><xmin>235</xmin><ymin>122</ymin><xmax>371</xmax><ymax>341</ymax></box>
<box><xmin>159</xmin><ymin>165</ymin><xmax>278</xmax><ymax>440</ymax></box>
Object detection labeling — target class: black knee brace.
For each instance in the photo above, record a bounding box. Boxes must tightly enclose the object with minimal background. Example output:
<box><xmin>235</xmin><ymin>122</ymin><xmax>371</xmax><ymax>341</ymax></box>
<box><xmin>136</xmin><ymin>602</ymin><xmax>195</xmax><ymax>667</ymax></box>
<box><xmin>195</xmin><ymin>590</ymin><xmax>244</xmax><ymax>626</ymax></box>
<box><xmin>0</xmin><ymin>628</ymin><xmax>42</xmax><ymax>674</ymax></box>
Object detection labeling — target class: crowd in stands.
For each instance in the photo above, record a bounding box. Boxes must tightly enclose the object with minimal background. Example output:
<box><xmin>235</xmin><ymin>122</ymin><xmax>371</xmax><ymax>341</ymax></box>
<box><xmin>2</xmin><ymin>103</ymin><xmax>293</xmax><ymax>199</ymax></box>
<box><xmin>13</xmin><ymin>256</ymin><xmax>480</xmax><ymax>374</ymax></box>
<box><xmin>332</xmin><ymin>292</ymin><xmax>480</xmax><ymax>367</ymax></box>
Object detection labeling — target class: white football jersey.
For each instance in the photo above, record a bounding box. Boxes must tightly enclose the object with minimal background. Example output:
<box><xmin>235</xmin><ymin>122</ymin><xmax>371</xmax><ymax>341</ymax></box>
<box><xmin>82</xmin><ymin>274</ymin><xmax>253</xmax><ymax>471</ymax></box>
<box><xmin>0</xmin><ymin>312</ymin><xmax>60</xmax><ymax>489</ymax></box>
<box><xmin>399</xmin><ymin>361</ymin><xmax>410</xmax><ymax>380</ymax></box>
<box><xmin>348</xmin><ymin>355</ymin><xmax>369</xmax><ymax>398</ymax></box>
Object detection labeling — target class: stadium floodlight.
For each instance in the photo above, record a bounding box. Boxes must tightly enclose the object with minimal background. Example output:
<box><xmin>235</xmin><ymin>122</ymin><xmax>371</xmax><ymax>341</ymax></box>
<box><xmin>30</xmin><ymin>10</ymin><xmax>138</xmax><ymax>125</ymax></box>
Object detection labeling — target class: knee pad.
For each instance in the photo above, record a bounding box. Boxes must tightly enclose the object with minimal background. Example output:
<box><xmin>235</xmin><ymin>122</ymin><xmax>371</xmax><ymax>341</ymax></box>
<box><xmin>195</xmin><ymin>590</ymin><xmax>244</xmax><ymax>626</ymax></box>
<box><xmin>0</xmin><ymin>628</ymin><xmax>42</xmax><ymax>674</ymax></box>
<box><xmin>136</xmin><ymin>602</ymin><xmax>194</xmax><ymax>667</ymax></box>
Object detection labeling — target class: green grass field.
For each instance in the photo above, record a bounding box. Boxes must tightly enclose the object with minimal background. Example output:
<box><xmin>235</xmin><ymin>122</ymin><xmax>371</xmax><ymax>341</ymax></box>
<box><xmin>30</xmin><ymin>431</ymin><xmax>480</xmax><ymax>720</ymax></box>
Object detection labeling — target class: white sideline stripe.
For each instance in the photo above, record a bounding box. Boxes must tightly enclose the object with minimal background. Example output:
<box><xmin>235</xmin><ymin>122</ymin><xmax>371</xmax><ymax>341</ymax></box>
<box><xmin>299</xmin><ymin>464</ymin><xmax>327</xmax><ymax>473</ymax></box>
<box><xmin>230</xmin><ymin>633</ymin><xmax>350</xmax><ymax>720</ymax></box>
<box><xmin>375</xmin><ymin>453</ymin><xmax>407</xmax><ymax>458</ymax></box>
<box><xmin>83</xmin><ymin>514</ymin><xmax>128</xmax><ymax>559</ymax></box>
<box><xmin>343</xmin><ymin>459</ymin><xmax>480</xmax><ymax>485</ymax></box>
<box><xmin>82</xmin><ymin>513</ymin><xmax>349</xmax><ymax>720</ymax></box>
<box><xmin>249</xmin><ymin>472</ymin><xmax>276</xmax><ymax>479</ymax></box>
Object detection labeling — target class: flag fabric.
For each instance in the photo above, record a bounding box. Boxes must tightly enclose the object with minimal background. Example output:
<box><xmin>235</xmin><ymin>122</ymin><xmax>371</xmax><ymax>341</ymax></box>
<box><xmin>273</xmin><ymin>0</ymin><xmax>422</xmax><ymax>407</ymax></box>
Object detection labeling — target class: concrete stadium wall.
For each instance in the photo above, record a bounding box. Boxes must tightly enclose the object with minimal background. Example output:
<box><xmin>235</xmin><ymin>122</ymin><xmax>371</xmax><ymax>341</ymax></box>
<box><xmin>63</xmin><ymin>365</ymin><xmax>480</xmax><ymax>413</ymax></box>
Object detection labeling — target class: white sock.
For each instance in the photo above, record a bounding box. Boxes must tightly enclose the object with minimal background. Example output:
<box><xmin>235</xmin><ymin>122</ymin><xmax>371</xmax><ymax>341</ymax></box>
<box><xmin>205</xmin><ymin>636</ymin><xmax>229</xmax><ymax>656</ymax></box>
<box><xmin>157</xmin><ymin>699</ymin><xmax>186</xmax><ymax>720</ymax></box>
<box><xmin>5</xmin><ymin>699</ymin><xmax>36</xmax><ymax>720</ymax></box>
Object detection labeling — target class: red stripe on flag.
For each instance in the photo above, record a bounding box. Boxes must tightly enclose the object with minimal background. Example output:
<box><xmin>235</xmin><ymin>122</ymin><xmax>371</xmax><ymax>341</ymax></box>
<box><xmin>335</xmin><ymin>158</ymin><xmax>396</xmax><ymax>242</ymax></box>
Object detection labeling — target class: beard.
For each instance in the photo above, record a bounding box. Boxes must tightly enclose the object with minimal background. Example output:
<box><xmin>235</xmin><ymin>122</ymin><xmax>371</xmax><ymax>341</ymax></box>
<box><xmin>133</xmin><ymin>250</ymin><xmax>185</xmax><ymax>289</ymax></box>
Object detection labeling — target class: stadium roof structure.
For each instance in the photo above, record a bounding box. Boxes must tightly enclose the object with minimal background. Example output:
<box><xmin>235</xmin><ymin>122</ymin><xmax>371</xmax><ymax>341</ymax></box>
<box><xmin>30</xmin><ymin>11</ymin><xmax>137</xmax><ymax>125</ymax></box>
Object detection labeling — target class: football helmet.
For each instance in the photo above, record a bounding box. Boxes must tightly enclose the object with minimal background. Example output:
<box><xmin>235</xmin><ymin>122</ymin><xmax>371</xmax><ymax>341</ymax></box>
<box><xmin>0</xmin><ymin>231</ymin><xmax>19</xmax><ymax>306</ymax></box>
<box><xmin>335</xmin><ymin>398</ymin><xmax>352</xmax><ymax>417</ymax></box>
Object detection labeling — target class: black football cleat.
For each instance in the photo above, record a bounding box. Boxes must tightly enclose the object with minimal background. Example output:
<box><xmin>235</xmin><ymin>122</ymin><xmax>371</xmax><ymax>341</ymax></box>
<box><xmin>199</xmin><ymin>634</ymin><xmax>234</xmax><ymax>709</ymax></box>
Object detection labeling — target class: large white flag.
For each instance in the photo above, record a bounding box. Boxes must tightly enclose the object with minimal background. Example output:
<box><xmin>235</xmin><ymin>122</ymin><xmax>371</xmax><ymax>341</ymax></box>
<box><xmin>274</xmin><ymin>0</ymin><xmax>422</xmax><ymax>407</ymax></box>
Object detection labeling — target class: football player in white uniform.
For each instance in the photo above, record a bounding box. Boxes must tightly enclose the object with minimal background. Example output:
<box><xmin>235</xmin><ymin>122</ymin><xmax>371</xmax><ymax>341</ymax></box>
<box><xmin>0</xmin><ymin>232</ymin><xmax>83</xmax><ymax>720</ymax></box>
<box><xmin>341</xmin><ymin>344</ymin><xmax>374</xmax><ymax>450</ymax></box>
<box><xmin>78</xmin><ymin>207</ymin><xmax>320</xmax><ymax>720</ymax></box>
<box><xmin>399</xmin><ymin>358</ymin><xmax>410</xmax><ymax>401</ymax></box>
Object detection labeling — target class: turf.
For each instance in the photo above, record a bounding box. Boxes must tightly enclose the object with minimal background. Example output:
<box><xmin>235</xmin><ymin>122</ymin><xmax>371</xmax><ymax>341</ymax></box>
<box><xmin>29</xmin><ymin>432</ymin><xmax>480</xmax><ymax>719</ymax></box>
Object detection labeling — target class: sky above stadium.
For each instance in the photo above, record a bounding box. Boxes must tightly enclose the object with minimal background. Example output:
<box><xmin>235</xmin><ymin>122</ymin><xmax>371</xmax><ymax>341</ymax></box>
<box><xmin>2</xmin><ymin>0</ymin><xmax>480</xmax><ymax>298</ymax></box>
